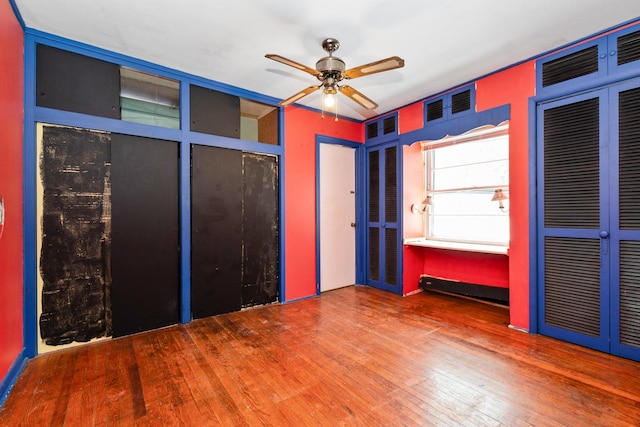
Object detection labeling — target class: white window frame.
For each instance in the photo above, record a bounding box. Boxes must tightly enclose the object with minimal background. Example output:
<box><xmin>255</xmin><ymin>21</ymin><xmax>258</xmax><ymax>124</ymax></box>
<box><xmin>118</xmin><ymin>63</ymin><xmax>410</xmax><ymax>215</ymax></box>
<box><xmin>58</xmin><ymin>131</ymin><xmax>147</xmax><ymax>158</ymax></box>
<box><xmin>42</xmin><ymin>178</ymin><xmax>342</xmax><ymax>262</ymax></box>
<box><xmin>419</xmin><ymin>122</ymin><xmax>510</xmax><ymax>250</ymax></box>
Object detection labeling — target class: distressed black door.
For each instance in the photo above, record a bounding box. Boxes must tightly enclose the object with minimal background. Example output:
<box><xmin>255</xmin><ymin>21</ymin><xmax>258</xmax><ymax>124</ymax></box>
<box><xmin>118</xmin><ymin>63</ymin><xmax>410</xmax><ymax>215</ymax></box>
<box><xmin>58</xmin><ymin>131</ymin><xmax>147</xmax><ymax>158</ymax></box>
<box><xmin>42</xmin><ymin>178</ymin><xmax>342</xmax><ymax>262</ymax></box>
<box><xmin>367</xmin><ymin>142</ymin><xmax>400</xmax><ymax>293</ymax></box>
<box><xmin>111</xmin><ymin>134</ymin><xmax>180</xmax><ymax>337</ymax></box>
<box><xmin>191</xmin><ymin>146</ymin><xmax>279</xmax><ymax>319</ymax></box>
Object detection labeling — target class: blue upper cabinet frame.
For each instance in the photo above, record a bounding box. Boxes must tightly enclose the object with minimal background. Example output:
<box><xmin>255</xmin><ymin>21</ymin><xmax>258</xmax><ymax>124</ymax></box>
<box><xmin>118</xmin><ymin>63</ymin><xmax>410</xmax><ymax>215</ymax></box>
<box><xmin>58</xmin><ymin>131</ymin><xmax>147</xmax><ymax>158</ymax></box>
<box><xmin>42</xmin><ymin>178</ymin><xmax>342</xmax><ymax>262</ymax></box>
<box><xmin>609</xmin><ymin>24</ymin><xmax>640</xmax><ymax>78</ymax></box>
<box><xmin>365</xmin><ymin>112</ymin><xmax>399</xmax><ymax>145</ymax></box>
<box><xmin>536</xmin><ymin>38</ymin><xmax>608</xmax><ymax>95</ymax></box>
<box><xmin>423</xmin><ymin>84</ymin><xmax>476</xmax><ymax>126</ymax></box>
<box><xmin>537</xmin><ymin>21</ymin><xmax>640</xmax><ymax>96</ymax></box>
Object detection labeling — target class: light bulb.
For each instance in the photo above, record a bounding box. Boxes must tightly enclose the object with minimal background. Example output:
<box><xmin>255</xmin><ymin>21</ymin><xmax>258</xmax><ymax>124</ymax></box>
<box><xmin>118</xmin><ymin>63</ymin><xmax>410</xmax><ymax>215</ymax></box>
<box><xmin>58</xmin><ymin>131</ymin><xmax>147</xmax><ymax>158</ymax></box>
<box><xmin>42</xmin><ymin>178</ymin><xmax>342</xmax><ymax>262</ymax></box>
<box><xmin>323</xmin><ymin>93</ymin><xmax>335</xmax><ymax>108</ymax></box>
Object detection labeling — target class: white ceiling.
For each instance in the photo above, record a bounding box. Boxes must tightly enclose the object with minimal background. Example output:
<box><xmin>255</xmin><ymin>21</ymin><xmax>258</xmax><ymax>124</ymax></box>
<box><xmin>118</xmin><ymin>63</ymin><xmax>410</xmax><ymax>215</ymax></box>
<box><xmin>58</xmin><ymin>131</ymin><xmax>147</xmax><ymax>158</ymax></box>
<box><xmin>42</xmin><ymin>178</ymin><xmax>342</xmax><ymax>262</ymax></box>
<box><xmin>13</xmin><ymin>0</ymin><xmax>640</xmax><ymax>120</ymax></box>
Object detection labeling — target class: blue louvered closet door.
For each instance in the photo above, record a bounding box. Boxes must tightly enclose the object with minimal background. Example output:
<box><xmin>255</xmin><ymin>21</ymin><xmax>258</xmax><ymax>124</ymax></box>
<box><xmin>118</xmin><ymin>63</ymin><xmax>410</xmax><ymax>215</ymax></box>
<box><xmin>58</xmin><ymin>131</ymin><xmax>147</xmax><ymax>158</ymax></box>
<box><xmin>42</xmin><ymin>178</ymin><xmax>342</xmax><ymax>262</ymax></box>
<box><xmin>366</xmin><ymin>143</ymin><xmax>401</xmax><ymax>294</ymax></box>
<box><xmin>538</xmin><ymin>79</ymin><xmax>640</xmax><ymax>361</ymax></box>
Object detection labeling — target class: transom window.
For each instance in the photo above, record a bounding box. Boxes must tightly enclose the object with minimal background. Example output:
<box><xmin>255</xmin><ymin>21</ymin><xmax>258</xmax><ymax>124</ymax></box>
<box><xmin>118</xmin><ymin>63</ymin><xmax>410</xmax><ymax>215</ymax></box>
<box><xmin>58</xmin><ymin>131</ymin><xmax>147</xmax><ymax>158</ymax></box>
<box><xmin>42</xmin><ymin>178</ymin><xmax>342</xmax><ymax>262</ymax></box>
<box><xmin>421</xmin><ymin>122</ymin><xmax>509</xmax><ymax>246</ymax></box>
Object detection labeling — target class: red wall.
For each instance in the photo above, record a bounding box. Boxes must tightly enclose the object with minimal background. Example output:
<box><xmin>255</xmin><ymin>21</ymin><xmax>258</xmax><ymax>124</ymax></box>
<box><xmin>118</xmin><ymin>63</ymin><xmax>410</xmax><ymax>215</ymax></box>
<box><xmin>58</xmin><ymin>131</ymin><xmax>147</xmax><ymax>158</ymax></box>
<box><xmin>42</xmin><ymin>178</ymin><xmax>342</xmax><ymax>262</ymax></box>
<box><xmin>283</xmin><ymin>107</ymin><xmax>363</xmax><ymax>300</ymax></box>
<box><xmin>477</xmin><ymin>61</ymin><xmax>536</xmax><ymax>330</ymax></box>
<box><xmin>398</xmin><ymin>62</ymin><xmax>535</xmax><ymax>330</ymax></box>
<box><xmin>0</xmin><ymin>1</ymin><xmax>24</xmax><ymax>381</ymax></box>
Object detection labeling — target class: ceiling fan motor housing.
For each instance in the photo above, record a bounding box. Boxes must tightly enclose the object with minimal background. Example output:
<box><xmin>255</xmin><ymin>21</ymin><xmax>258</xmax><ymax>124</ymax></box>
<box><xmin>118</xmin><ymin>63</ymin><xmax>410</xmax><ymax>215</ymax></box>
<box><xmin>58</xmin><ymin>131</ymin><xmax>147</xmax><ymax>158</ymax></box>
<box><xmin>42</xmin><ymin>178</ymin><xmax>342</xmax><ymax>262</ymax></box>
<box><xmin>316</xmin><ymin>56</ymin><xmax>345</xmax><ymax>74</ymax></box>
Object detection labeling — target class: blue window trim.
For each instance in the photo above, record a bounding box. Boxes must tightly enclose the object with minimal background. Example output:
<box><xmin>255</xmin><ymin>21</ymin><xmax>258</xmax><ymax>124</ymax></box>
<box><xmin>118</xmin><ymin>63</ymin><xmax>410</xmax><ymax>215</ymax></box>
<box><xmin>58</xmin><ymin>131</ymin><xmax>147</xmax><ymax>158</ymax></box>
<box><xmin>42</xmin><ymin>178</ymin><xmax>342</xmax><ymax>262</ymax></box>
<box><xmin>400</xmin><ymin>104</ymin><xmax>509</xmax><ymax>147</ymax></box>
<box><xmin>23</xmin><ymin>29</ymin><xmax>287</xmax><ymax>357</ymax></box>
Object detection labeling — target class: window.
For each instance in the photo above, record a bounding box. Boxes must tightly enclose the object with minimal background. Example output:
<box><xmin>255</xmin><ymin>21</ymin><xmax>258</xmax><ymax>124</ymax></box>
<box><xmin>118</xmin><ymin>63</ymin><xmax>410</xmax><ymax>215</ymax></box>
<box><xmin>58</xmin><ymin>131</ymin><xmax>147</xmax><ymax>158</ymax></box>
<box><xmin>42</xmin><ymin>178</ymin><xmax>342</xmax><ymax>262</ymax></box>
<box><xmin>422</xmin><ymin>122</ymin><xmax>509</xmax><ymax>246</ymax></box>
<box><xmin>120</xmin><ymin>67</ymin><xmax>180</xmax><ymax>129</ymax></box>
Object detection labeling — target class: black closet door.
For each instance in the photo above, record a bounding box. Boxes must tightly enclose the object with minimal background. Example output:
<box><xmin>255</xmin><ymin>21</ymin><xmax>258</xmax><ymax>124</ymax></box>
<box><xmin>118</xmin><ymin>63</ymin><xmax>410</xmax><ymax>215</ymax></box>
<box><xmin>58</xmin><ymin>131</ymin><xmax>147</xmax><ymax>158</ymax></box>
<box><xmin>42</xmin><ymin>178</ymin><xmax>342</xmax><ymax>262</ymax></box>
<box><xmin>191</xmin><ymin>145</ymin><xmax>243</xmax><ymax>318</ymax></box>
<box><xmin>241</xmin><ymin>152</ymin><xmax>279</xmax><ymax>307</ymax></box>
<box><xmin>111</xmin><ymin>134</ymin><xmax>180</xmax><ymax>337</ymax></box>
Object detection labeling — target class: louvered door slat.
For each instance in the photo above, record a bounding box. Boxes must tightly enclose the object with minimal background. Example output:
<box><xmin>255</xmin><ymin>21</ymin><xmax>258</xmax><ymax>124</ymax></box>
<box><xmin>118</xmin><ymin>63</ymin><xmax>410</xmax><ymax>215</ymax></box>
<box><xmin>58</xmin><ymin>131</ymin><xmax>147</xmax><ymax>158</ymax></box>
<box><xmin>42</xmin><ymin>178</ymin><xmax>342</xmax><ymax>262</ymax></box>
<box><xmin>384</xmin><ymin>228</ymin><xmax>397</xmax><ymax>286</ymax></box>
<box><xmin>427</xmin><ymin>99</ymin><xmax>443</xmax><ymax>122</ymax></box>
<box><xmin>619</xmin><ymin>87</ymin><xmax>640</xmax><ymax>229</ymax></box>
<box><xmin>542</xmin><ymin>46</ymin><xmax>599</xmax><ymax>87</ymax></box>
<box><xmin>620</xmin><ymin>241</ymin><xmax>640</xmax><ymax>348</ymax></box>
<box><xmin>617</xmin><ymin>29</ymin><xmax>640</xmax><ymax>66</ymax></box>
<box><xmin>369</xmin><ymin>227</ymin><xmax>380</xmax><ymax>281</ymax></box>
<box><xmin>544</xmin><ymin>98</ymin><xmax>600</xmax><ymax>229</ymax></box>
<box><xmin>384</xmin><ymin>146</ymin><xmax>397</xmax><ymax>223</ymax></box>
<box><xmin>544</xmin><ymin>237</ymin><xmax>601</xmax><ymax>337</ymax></box>
<box><xmin>369</xmin><ymin>150</ymin><xmax>379</xmax><ymax>222</ymax></box>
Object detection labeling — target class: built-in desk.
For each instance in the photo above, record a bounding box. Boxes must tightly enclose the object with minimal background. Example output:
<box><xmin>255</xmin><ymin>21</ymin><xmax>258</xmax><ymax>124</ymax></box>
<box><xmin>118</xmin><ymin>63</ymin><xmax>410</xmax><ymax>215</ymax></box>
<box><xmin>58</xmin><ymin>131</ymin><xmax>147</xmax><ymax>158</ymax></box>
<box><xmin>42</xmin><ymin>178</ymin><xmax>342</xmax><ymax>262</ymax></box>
<box><xmin>403</xmin><ymin>238</ymin><xmax>509</xmax><ymax>255</ymax></box>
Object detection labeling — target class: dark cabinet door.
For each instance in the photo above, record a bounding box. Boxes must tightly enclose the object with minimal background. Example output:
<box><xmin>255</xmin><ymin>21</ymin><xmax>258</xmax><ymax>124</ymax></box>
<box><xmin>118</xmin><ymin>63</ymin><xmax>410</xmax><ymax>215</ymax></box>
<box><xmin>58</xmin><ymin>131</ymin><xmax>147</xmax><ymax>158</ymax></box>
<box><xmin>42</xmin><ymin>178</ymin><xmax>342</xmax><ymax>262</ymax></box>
<box><xmin>191</xmin><ymin>145</ymin><xmax>243</xmax><ymax>318</ymax></box>
<box><xmin>191</xmin><ymin>145</ymin><xmax>280</xmax><ymax>319</ymax></box>
<box><xmin>111</xmin><ymin>134</ymin><xmax>180</xmax><ymax>337</ymax></box>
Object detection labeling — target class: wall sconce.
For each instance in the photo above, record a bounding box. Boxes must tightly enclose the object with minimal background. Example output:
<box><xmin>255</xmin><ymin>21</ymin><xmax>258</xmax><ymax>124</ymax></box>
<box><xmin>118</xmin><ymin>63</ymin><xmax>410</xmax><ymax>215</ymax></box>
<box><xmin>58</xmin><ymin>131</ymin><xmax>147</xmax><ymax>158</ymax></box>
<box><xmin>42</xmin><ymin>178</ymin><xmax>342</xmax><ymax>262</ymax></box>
<box><xmin>411</xmin><ymin>196</ymin><xmax>431</xmax><ymax>214</ymax></box>
<box><xmin>491</xmin><ymin>189</ymin><xmax>508</xmax><ymax>211</ymax></box>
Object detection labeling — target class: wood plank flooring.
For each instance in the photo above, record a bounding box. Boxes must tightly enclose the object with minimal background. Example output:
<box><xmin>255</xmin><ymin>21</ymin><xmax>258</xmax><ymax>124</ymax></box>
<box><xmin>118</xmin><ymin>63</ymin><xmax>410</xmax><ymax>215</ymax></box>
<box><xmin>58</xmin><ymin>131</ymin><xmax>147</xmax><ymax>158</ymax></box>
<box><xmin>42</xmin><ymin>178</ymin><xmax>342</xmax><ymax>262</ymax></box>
<box><xmin>2</xmin><ymin>286</ymin><xmax>640</xmax><ymax>426</ymax></box>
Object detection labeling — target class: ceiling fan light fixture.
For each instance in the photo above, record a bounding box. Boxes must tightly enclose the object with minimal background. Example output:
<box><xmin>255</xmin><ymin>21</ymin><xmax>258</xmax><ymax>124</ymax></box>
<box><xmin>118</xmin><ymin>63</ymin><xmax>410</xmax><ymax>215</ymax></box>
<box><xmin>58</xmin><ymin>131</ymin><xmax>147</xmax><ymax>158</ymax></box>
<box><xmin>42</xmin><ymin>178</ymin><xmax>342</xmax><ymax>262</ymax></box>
<box><xmin>266</xmin><ymin>38</ymin><xmax>404</xmax><ymax>114</ymax></box>
<box><xmin>323</xmin><ymin>92</ymin><xmax>336</xmax><ymax>108</ymax></box>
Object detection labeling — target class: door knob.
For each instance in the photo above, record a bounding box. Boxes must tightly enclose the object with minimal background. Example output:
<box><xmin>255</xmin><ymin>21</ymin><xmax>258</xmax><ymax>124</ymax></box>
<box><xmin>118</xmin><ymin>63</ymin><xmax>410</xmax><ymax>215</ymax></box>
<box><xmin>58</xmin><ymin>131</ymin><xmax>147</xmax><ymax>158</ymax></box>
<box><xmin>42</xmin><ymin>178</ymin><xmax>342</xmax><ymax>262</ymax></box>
<box><xmin>350</xmin><ymin>222</ymin><xmax>356</xmax><ymax>227</ymax></box>
<box><xmin>599</xmin><ymin>230</ymin><xmax>609</xmax><ymax>239</ymax></box>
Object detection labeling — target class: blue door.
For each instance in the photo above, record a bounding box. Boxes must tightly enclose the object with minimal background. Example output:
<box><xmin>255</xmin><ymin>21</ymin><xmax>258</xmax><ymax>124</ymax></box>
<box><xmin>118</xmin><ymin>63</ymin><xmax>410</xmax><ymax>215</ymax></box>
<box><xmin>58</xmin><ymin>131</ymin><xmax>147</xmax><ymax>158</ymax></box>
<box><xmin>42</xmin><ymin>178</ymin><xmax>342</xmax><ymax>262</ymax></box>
<box><xmin>366</xmin><ymin>142</ymin><xmax>401</xmax><ymax>294</ymax></box>
<box><xmin>537</xmin><ymin>79</ymin><xmax>640</xmax><ymax>361</ymax></box>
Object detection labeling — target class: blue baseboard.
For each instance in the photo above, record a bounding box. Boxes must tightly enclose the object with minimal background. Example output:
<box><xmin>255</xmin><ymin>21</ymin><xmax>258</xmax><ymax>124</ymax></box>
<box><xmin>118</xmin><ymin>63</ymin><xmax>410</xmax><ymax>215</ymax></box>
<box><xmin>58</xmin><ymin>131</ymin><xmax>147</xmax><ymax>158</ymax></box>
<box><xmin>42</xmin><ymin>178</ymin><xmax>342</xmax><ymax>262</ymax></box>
<box><xmin>0</xmin><ymin>349</ymin><xmax>28</xmax><ymax>408</ymax></box>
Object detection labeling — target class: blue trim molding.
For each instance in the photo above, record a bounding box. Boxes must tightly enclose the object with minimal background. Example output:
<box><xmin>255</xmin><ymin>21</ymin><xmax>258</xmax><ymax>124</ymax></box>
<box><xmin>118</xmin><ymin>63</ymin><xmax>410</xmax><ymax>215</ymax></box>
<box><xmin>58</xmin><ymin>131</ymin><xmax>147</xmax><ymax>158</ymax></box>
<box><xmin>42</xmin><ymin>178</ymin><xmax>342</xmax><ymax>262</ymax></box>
<box><xmin>399</xmin><ymin>104</ymin><xmax>510</xmax><ymax>146</ymax></box>
<box><xmin>0</xmin><ymin>350</ymin><xmax>28</xmax><ymax>408</ymax></box>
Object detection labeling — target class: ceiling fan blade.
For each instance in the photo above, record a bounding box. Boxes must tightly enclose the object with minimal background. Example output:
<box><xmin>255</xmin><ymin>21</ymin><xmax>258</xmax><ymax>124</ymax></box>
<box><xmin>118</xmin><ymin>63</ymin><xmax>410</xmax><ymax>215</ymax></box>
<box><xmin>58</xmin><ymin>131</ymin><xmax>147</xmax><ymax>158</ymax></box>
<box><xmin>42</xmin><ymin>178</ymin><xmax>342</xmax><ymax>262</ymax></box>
<box><xmin>280</xmin><ymin>85</ymin><xmax>322</xmax><ymax>106</ymax></box>
<box><xmin>343</xmin><ymin>56</ymin><xmax>405</xmax><ymax>79</ymax></box>
<box><xmin>339</xmin><ymin>85</ymin><xmax>378</xmax><ymax>110</ymax></box>
<box><xmin>265</xmin><ymin>54</ymin><xmax>320</xmax><ymax>77</ymax></box>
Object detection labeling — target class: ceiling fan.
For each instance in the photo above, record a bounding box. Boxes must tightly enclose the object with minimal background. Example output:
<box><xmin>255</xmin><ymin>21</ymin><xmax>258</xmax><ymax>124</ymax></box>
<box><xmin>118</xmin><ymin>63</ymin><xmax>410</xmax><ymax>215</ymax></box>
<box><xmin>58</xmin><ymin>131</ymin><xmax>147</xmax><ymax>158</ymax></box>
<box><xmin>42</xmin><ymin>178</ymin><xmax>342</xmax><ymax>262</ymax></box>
<box><xmin>266</xmin><ymin>38</ymin><xmax>404</xmax><ymax>110</ymax></box>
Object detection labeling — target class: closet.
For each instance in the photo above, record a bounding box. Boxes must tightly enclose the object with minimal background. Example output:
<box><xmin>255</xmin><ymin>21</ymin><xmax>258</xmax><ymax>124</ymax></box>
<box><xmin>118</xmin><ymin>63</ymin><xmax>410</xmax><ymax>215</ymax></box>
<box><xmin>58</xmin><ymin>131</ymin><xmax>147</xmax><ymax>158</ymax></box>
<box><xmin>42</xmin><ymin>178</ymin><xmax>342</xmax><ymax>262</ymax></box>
<box><xmin>536</xmin><ymin>24</ymin><xmax>640</xmax><ymax>361</ymax></box>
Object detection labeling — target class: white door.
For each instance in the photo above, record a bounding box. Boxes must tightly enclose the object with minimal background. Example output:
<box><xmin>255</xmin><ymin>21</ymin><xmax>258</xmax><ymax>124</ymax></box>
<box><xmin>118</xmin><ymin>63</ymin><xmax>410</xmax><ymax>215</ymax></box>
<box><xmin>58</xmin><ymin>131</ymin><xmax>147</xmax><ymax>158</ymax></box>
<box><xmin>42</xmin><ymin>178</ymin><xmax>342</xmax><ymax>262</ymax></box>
<box><xmin>319</xmin><ymin>143</ymin><xmax>356</xmax><ymax>292</ymax></box>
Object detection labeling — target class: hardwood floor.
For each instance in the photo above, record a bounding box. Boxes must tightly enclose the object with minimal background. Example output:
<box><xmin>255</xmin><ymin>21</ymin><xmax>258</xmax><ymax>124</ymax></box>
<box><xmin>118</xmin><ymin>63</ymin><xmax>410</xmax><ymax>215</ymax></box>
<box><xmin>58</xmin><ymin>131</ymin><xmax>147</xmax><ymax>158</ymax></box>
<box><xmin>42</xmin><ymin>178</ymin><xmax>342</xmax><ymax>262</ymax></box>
<box><xmin>2</xmin><ymin>286</ymin><xmax>640</xmax><ymax>426</ymax></box>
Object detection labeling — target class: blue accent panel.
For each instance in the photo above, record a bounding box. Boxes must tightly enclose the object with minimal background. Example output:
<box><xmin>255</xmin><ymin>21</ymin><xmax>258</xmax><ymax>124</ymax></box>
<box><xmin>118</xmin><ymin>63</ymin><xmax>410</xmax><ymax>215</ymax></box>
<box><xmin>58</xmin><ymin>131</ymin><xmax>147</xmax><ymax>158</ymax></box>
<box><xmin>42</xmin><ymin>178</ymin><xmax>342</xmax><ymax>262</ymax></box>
<box><xmin>179</xmin><ymin>83</ymin><xmax>191</xmax><ymax>323</ymax></box>
<box><xmin>399</xmin><ymin>104</ymin><xmax>510</xmax><ymax>146</ymax></box>
<box><xmin>0</xmin><ymin>349</ymin><xmax>28</xmax><ymax>408</ymax></box>
<box><xmin>315</xmin><ymin>136</ymin><xmax>364</xmax><ymax>294</ymax></box>
<box><xmin>354</xmin><ymin>143</ymin><xmax>367</xmax><ymax>284</ymax></box>
<box><xmin>33</xmin><ymin>107</ymin><xmax>182</xmax><ymax>141</ymax></box>
<box><xmin>278</xmin><ymin>108</ymin><xmax>286</xmax><ymax>302</ymax></box>
<box><xmin>8</xmin><ymin>0</ymin><xmax>25</xmax><ymax>29</ymax></box>
<box><xmin>528</xmin><ymin>97</ymin><xmax>539</xmax><ymax>334</ymax></box>
<box><xmin>23</xmin><ymin>36</ymin><xmax>38</xmax><ymax>358</ymax></box>
<box><xmin>189</xmin><ymin>131</ymin><xmax>282</xmax><ymax>155</ymax></box>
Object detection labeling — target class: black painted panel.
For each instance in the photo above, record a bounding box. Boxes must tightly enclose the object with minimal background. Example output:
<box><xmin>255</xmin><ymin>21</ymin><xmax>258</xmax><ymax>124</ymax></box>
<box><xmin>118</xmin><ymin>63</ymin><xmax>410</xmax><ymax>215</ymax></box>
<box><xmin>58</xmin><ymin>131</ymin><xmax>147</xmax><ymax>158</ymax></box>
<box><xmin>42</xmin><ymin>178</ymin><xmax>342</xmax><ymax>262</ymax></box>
<box><xmin>190</xmin><ymin>85</ymin><xmax>240</xmax><ymax>138</ymax></box>
<box><xmin>36</xmin><ymin>44</ymin><xmax>120</xmax><ymax>118</ymax></box>
<box><xmin>111</xmin><ymin>134</ymin><xmax>180</xmax><ymax>337</ymax></box>
<box><xmin>241</xmin><ymin>153</ymin><xmax>279</xmax><ymax>307</ymax></box>
<box><xmin>191</xmin><ymin>145</ymin><xmax>243</xmax><ymax>318</ymax></box>
<box><xmin>39</xmin><ymin>126</ymin><xmax>111</xmax><ymax>345</ymax></box>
